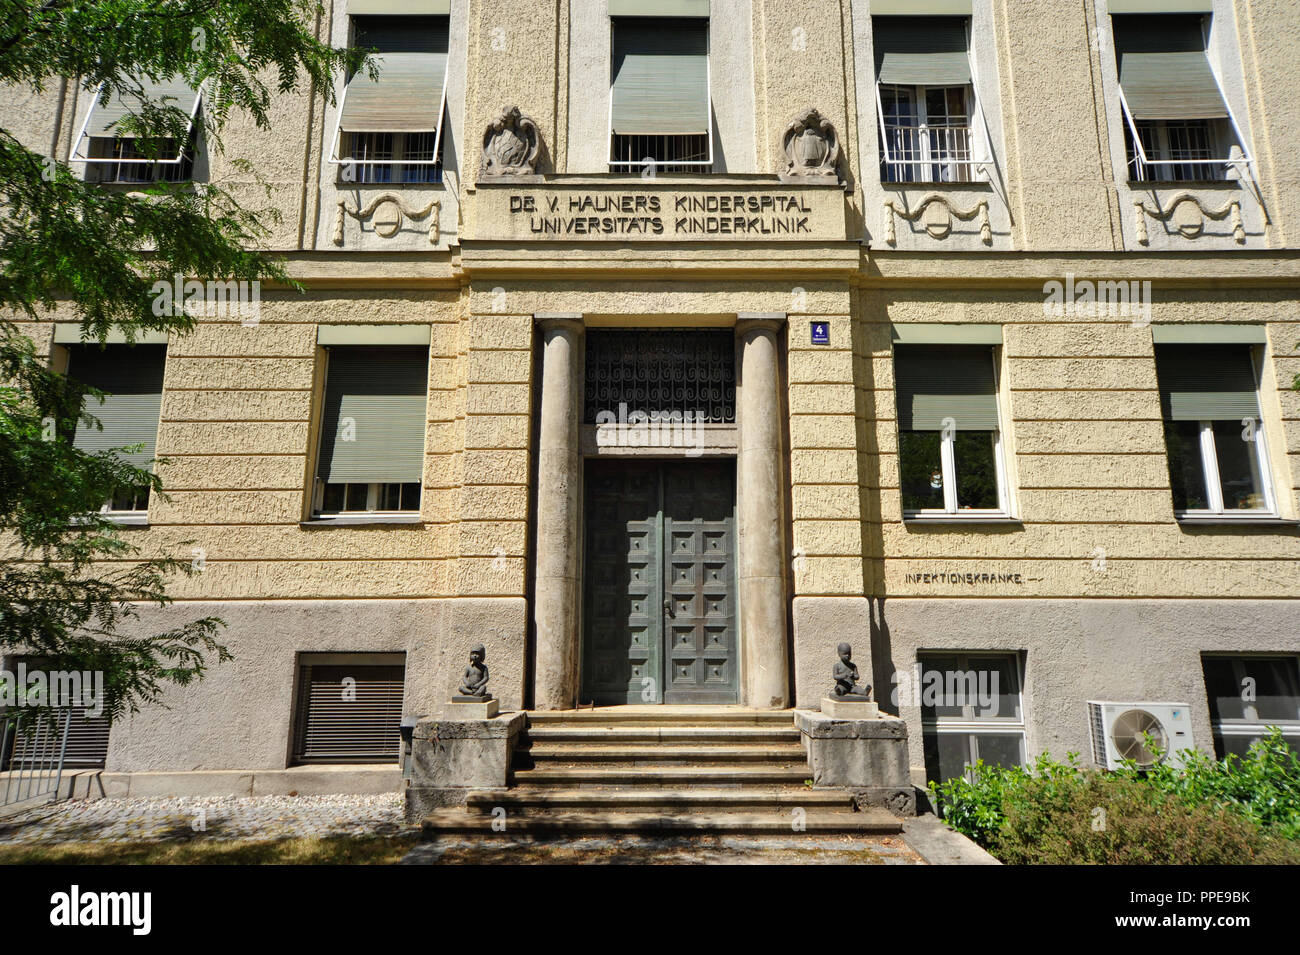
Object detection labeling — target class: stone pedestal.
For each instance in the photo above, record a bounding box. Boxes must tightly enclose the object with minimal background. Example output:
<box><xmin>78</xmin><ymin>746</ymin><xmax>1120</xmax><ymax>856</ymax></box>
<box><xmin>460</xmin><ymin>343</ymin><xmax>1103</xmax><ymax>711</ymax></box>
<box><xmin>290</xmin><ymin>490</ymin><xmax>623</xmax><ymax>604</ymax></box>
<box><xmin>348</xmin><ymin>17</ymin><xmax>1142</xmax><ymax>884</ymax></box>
<box><xmin>403</xmin><ymin>712</ymin><xmax>525</xmax><ymax>821</ymax></box>
<box><xmin>795</xmin><ymin>709</ymin><xmax>915</xmax><ymax>816</ymax></box>
<box><xmin>821</xmin><ymin>697</ymin><xmax>878</xmax><ymax>719</ymax></box>
<box><xmin>449</xmin><ymin>698</ymin><xmax>499</xmax><ymax>719</ymax></box>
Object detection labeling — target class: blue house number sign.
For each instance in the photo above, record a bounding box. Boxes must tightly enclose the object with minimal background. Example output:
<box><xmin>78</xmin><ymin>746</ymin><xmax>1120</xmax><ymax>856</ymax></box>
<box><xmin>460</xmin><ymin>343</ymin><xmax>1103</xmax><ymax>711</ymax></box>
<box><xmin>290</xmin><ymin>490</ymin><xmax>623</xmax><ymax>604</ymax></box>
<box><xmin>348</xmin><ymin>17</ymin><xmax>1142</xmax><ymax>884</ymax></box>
<box><xmin>810</xmin><ymin>321</ymin><xmax>830</xmax><ymax>345</ymax></box>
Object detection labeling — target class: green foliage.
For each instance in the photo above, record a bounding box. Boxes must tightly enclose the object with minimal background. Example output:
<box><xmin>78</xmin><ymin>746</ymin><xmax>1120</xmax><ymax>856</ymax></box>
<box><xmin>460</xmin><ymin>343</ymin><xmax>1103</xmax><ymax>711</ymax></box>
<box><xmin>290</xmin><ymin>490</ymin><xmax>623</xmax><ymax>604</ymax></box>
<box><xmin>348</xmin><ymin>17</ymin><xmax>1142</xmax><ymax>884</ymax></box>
<box><xmin>0</xmin><ymin>0</ymin><xmax>367</xmax><ymax>717</ymax></box>
<box><xmin>928</xmin><ymin>730</ymin><xmax>1300</xmax><ymax>864</ymax></box>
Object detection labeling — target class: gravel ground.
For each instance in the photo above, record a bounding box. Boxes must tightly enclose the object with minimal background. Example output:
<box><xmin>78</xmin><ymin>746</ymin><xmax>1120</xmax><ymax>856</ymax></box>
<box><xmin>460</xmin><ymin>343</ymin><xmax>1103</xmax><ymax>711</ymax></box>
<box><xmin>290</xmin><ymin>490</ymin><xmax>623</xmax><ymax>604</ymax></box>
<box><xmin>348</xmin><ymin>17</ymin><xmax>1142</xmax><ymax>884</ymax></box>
<box><xmin>0</xmin><ymin>794</ymin><xmax>409</xmax><ymax>844</ymax></box>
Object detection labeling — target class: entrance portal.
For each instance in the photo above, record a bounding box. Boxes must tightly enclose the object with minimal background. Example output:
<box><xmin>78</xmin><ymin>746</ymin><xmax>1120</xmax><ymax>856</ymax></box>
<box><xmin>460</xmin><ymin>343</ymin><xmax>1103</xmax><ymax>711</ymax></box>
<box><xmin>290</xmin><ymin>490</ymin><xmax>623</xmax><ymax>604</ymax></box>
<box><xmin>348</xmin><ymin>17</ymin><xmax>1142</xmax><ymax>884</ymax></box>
<box><xmin>581</xmin><ymin>459</ymin><xmax>738</xmax><ymax>705</ymax></box>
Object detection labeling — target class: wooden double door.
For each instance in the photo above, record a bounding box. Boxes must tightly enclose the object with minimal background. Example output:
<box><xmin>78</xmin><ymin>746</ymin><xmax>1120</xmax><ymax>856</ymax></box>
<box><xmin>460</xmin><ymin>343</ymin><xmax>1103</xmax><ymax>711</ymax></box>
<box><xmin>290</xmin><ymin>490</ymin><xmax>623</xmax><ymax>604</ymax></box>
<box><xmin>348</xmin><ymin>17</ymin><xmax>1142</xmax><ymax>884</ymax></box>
<box><xmin>581</xmin><ymin>459</ymin><xmax>739</xmax><ymax>705</ymax></box>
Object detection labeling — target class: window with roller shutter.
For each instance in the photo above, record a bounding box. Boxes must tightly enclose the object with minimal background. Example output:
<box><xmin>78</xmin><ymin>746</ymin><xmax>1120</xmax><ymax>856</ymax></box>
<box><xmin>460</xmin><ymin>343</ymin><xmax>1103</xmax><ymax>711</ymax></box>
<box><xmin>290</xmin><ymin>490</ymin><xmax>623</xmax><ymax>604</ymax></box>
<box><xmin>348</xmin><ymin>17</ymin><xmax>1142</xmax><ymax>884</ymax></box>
<box><xmin>330</xmin><ymin>6</ymin><xmax>450</xmax><ymax>183</ymax></box>
<box><xmin>609</xmin><ymin>10</ymin><xmax>712</xmax><ymax>173</ymax></box>
<box><xmin>291</xmin><ymin>654</ymin><xmax>406</xmax><ymax>763</ymax></box>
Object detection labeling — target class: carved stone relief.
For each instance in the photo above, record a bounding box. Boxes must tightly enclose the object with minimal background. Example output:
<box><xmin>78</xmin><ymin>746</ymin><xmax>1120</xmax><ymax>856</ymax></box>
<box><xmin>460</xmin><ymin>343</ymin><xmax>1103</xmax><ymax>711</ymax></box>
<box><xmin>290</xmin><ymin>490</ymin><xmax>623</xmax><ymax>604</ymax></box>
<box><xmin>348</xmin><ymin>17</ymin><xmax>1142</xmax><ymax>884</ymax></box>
<box><xmin>332</xmin><ymin>194</ymin><xmax>441</xmax><ymax>246</ymax></box>
<box><xmin>481</xmin><ymin>105</ymin><xmax>541</xmax><ymax>178</ymax></box>
<box><xmin>1133</xmin><ymin>193</ymin><xmax>1245</xmax><ymax>244</ymax></box>
<box><xmin>882</xmin><ymin>194</ymin><xmax>991</xmax><ymax>245</ymax></box>
<box><xmin>780</xmin><ymin>106</ymin><xmax>841</xmax><ymax>182</ymax></box>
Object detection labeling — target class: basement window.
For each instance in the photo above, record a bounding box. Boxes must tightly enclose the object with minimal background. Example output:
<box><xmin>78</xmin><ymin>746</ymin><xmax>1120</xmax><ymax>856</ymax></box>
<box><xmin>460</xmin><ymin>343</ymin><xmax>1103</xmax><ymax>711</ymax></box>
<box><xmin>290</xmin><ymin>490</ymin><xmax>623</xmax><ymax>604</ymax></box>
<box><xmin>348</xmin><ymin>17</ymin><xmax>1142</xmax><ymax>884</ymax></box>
<box><xmin>291</xmin><ymin>653</ymin><xmax>406</xmax><ymax>763</ymax></box>
<box><xmin>920</xmin><ymin>652</ymin><xmax>1026</xmax><ymax>785</ymax></box>
<box><xmin>1202</xmin><ymin>655</ymin><xmax>1300</xmax><ymax>759</ymax></box>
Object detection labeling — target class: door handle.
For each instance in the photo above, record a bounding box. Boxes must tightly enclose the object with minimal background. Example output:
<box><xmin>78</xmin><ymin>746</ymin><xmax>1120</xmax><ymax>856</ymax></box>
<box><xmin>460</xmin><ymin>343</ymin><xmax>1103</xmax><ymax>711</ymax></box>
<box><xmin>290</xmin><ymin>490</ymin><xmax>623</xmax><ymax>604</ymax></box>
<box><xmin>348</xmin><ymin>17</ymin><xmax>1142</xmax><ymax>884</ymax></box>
<box><xmin>663</xmin><ymin>596</ymin><xmax>674</xmax><ymax>618</ymax></box>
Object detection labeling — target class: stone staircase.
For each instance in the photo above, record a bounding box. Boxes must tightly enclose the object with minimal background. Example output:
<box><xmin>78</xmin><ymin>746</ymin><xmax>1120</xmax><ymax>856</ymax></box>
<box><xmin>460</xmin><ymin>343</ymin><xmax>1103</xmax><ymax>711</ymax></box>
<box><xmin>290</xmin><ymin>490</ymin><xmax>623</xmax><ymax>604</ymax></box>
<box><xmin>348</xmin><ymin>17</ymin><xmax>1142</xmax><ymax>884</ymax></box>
<box><xmin>420</xmin><ymin>708</ymin><xmax>903</xmax><ymax>835</ymax></box>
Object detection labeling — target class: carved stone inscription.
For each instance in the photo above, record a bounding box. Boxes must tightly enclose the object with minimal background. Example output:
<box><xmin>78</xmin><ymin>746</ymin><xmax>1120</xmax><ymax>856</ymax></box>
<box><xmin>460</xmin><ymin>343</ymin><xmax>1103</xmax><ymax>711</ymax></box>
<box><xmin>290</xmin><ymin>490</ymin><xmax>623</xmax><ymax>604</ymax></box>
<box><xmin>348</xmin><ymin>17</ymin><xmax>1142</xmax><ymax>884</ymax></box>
<box><xmin>478</xmin><ymin>184</ymin><xmax>847</xmax><ymax>242</ymax></box>
<box><xmin>510</xmin><ymin>192</ymin><xmax>815</xmax><ymax>237</ymax></box>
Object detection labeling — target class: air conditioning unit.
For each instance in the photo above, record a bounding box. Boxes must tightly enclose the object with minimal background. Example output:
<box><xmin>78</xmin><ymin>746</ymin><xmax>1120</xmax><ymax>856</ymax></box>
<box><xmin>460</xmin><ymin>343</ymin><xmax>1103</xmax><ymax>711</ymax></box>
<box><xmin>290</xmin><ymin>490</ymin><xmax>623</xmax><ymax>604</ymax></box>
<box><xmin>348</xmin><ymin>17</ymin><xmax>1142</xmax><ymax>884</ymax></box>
<box><xmin>1088</xmin><ymin>701</ymin><xmax>1195</xmax><ymax>770</ymax></box>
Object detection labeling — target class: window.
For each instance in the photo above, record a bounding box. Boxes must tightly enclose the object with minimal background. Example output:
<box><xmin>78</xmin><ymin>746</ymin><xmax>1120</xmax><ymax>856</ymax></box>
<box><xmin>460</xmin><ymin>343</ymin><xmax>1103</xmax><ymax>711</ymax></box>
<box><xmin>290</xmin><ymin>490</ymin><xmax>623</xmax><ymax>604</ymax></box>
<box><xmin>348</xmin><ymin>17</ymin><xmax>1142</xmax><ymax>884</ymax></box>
<box><xmin>1</xmin><ymin>656</ymin><xmax>112</xmax><ymax>770</ymax></box>
<box><xmin>1202</xmin><ymin>656</ymin><xmax>1300</xmax><ymax>759</ymax></box>
<box><xmin>894</xmin><ymin>344</ymin><xmax>1008</xmax><ymax>519</ymax></box>
<box><xmin>1112</xmin><ymin>14</ymin><xmax>1247</xmax><ymax>183</ymax></box>
<box><xmin>65</xmin><ymin>344</ymin><xmax>167</xmax><ymax>516</ymax></box>
<box><xmin>873</xmin><ymin>16</ymin><xmax>986</xmax><ymax>183</ymax></box>
<box><xmin>609</xmin><ymin>16</ymin><xmax>711</xmax><ymax>173</ymax></box>
<box><xmin>313</xmin><ymin>345</ymin><xmax>429</xmax><ymax>518</ymax></box>
<box><xmin>1154</xmin><ymin>344</ymin><xmax>1274</xmax><ymax>518</ymax></box>
<box><xmin>70</xmin><ymin>77</ymin><xmax>203</xmax><ymax>184</ymax></box>
<box><xmin>331</xmin><ymin>13</ymin><xmax>449</xmax><ymax>184</ymax></box>
<box><xmin>291</xmin><ymin>653</ymin><xmax>406</xmax><ymax>763</ymax></box>
<box><xmin>920</xmin><ymin>652</ymin><xmax>1026</xmax><ymax>784</ymax></box>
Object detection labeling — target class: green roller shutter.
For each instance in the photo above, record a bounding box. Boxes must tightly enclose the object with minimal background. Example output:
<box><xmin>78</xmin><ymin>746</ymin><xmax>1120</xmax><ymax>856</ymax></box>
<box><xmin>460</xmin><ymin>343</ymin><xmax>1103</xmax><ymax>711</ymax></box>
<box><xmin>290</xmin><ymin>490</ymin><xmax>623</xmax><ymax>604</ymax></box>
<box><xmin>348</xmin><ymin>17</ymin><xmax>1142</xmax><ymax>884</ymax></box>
<box><xmin>1156</xmin><ymin>344</ymin><xmax>1260</xmax><ymax>421</ymax></box>
<box><xmin>340</xmin><ymin>16</ymin><xmax>448</xmax><ymax>132</ymax></box>
<box><xmin>611</xmin><ymin>18</ymin><xmax>709</xmax><ymax>135</ymax></box>
<box><xmin>85</xmin><ymin>77</ymin><xmax>201</xmax><ymax>137</ymax></box>
<box><xmin>317</xmin><ymin>345</ymin><xmax>429</xmax><ymax>485</ymax></box>
<box><xmin>895</xmin><ymin>345</ymin><xmax>999</xmax><ymax>431</ymax></box>
<box><xmin>873</xmin><ymin>16</ymin><xmax>971</xmax><ymax>86</ymax></box>
<box><xmin>68</xmin><ymin>345</ymin><xmax>166</xmax><ymax>468</ymax></box>
<box><xmin>1113</xmin><ymin>15</ymin><xmax>1228</xmax><ymax>120</ymax></box>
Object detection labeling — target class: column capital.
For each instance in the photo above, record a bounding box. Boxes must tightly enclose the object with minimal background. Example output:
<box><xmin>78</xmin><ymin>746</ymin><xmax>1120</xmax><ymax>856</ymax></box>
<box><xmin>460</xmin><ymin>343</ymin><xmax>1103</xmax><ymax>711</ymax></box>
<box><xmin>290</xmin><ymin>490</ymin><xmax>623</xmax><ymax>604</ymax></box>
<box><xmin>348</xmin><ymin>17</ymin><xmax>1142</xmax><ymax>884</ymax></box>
<box><xmin>735</xmin><ymin>313</ymin><xmax>786</xmax><ymax>336</ymax></box>
<box><xmin>535</xmin><ymin>313</ymin><xmax>585</xmax><ymax>333</ymax></box>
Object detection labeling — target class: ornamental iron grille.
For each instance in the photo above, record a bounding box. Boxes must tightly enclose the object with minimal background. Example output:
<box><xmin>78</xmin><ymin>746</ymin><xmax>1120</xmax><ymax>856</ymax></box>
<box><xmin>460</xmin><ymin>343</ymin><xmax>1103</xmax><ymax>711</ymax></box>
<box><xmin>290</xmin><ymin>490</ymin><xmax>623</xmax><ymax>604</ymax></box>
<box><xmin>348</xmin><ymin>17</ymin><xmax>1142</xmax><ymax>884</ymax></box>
<box><xmin>583</xmin><ymin>329</ymin><xmax>736</xmax><ymax>424</ymax></box>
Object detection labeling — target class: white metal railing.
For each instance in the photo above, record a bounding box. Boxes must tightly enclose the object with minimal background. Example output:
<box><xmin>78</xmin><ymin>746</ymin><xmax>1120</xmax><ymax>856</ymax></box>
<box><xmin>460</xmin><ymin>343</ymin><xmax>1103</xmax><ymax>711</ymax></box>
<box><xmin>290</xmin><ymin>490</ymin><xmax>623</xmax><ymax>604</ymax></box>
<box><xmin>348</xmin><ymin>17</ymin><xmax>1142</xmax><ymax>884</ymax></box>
<box><xmin>608</xmin><ymin>133</ymin><xmax>712</xmax><ymax>174</ymax></box>
<box><xmin>879</xmin><ymin>123</ymin><xmax>978</xmax><ymax>183</ymax></box>
<box><xmin>1</xmin><ymin>710</ymin><xmax>72</xmax><ymax>812</ymax></box>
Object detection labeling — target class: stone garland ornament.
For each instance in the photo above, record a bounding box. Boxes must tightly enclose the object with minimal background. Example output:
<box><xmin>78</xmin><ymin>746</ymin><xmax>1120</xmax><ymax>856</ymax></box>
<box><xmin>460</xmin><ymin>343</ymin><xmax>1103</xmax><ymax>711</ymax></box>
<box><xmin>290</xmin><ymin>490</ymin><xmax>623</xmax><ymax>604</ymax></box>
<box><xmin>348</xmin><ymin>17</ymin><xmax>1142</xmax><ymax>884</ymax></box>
<box><xmin>780</xmin><ymin>106</ymin><xmax>841</xmax><ymax>181</ymax></box>
<box><xmin>481</xmin><ymin>105</ymin><xmax>541</xmax><ymax>177</ymax></box>
<box><xmin>882</xmin><ymin>193</ymin><xmax>992</xmax><ymax>245</ymax></box>
<box><xmin>332</xmin><ymin>194</ymin><xmax>441</xmax><ymax>246</ymax></box>
<box><xmin>1132</xmin><ymin>192</ymin><xmax>1245</xmax><ymax>244</ymax></box>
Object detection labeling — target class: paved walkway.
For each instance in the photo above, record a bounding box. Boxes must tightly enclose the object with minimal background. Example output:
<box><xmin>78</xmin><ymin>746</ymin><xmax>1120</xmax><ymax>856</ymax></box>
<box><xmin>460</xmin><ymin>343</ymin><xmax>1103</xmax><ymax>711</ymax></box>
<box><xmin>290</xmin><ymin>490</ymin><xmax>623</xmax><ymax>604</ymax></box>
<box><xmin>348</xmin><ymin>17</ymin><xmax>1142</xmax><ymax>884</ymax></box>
<box><xmin>0</xmin><ymin>796</ymin><xmax>970</xmax><ymax>864</ymax></box>
<box><xmin>0</xmin><ymin>794</ymin><xmax>407</xmax><ymax>844</ymax></box>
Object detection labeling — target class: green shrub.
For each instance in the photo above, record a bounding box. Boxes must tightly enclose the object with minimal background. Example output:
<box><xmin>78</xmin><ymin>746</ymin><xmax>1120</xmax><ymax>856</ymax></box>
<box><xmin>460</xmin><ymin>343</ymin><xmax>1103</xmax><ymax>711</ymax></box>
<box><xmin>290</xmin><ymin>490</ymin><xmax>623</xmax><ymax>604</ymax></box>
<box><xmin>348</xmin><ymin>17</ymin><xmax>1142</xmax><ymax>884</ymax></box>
<box><xmin>927</xmin><ymin>729</ymin><xmax>1300</xmax><ymax>864</ymax></box>
<box><xmin>995</xmin><ymin>771</ymin><xmax>1295</xmax><ymax>865</ymax></box>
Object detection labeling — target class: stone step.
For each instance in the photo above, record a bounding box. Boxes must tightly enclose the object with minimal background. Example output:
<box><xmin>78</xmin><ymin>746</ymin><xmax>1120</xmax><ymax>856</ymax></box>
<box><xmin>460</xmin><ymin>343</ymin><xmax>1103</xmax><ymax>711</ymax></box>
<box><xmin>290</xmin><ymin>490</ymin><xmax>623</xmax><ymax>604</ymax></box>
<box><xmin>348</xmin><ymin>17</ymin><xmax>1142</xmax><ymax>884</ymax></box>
<box><xmin>520</xmin><ymin>743</ymin><xmax>808</xmax><ymax>764</ymax></box>
<box><xmin>524</xmin><ymin>725</ymin><xmax>801</xmax><ymax>743</ymax></box>
<box><xmin>421</xmin><ymin>809</ymin><xmax>902</xmax><ymax>835</ymax></box>
<box><xmin>511</xmin><ymin>766</ymin><xmax>813</xmax><ymax>786</ymax></box>
<box><xmin>464</xmin><ymin>787</ymin><xmax>850</xmax><ymax>812</ymax></box>
<box><xmin>526</xmin><ymin>708</ymin><xmax>796</xmax><ymax>727</ymax></box>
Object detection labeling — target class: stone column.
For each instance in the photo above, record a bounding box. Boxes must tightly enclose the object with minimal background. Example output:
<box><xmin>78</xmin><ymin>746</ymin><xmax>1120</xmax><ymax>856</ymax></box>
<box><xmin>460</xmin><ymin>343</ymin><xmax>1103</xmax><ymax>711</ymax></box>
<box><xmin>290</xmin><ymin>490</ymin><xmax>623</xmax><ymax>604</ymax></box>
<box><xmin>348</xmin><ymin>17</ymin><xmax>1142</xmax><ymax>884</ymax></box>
<box><xmin>736</xmin><ymin>314</ymin><xmax>790</xmax><ymax>708</ymax></box>
<box><xmin>532</xmin><ymin>314</ymin><xmax>584</xmax><ymax>709</ymax></box>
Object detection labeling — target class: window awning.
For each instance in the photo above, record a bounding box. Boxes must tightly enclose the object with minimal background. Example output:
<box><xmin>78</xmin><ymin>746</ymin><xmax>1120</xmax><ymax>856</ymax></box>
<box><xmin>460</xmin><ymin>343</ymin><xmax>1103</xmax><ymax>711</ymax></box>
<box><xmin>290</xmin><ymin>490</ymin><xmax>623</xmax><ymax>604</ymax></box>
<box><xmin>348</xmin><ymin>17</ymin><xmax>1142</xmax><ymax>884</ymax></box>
<box><xmin>873</xmin><ymin>16</ymin><xmax>971</xmax><ymax>87</ymax></box>
<box><xmin>338</xmin><ymin>16</ymin><xmax>449</xmax><ymax>134</ymax></box>
<box><xmin>1155</xmin><ymin>344</ymin><xmax>1261</xmax><ymax>421</ymax></box>
<box><xmin>82</xmin><ymin>77</ymin><xmax>202</xmax><ymax>139</ymax></box>
<box><xmin>1113</xmin><ymin>15</ymin><xmax>1228</xmax><ymax>120</ymax></box>
<box><xmin>894</xmin><ymin>345</ymin><xmax>999</xmax><ymax>431</ymax></box>
<box><xmin>611</xmin><ymin>18</ymin><xmax>709</xmax><ymax>136</ymax></box>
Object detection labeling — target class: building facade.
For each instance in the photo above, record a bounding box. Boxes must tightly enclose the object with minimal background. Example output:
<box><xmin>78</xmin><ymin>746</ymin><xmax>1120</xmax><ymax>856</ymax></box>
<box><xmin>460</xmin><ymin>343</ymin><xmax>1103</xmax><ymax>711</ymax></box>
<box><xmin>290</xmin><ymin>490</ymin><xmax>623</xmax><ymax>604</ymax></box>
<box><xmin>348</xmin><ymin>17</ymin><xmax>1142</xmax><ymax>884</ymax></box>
<box><xmin>5</xmin><ymin>0</ymin><xmax>1300</xmax><ymax>792</ymax></box>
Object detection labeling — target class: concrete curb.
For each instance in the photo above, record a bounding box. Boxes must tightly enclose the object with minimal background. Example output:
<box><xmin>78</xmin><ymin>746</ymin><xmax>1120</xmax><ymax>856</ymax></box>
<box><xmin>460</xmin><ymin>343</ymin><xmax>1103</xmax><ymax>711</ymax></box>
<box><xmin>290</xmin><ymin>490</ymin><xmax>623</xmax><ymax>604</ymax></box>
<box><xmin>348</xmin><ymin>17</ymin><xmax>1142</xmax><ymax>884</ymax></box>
<box><xmin>901</xmin><ymin>811</ymin><xmax>1002</xmax><ymax>865</ymax></box>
